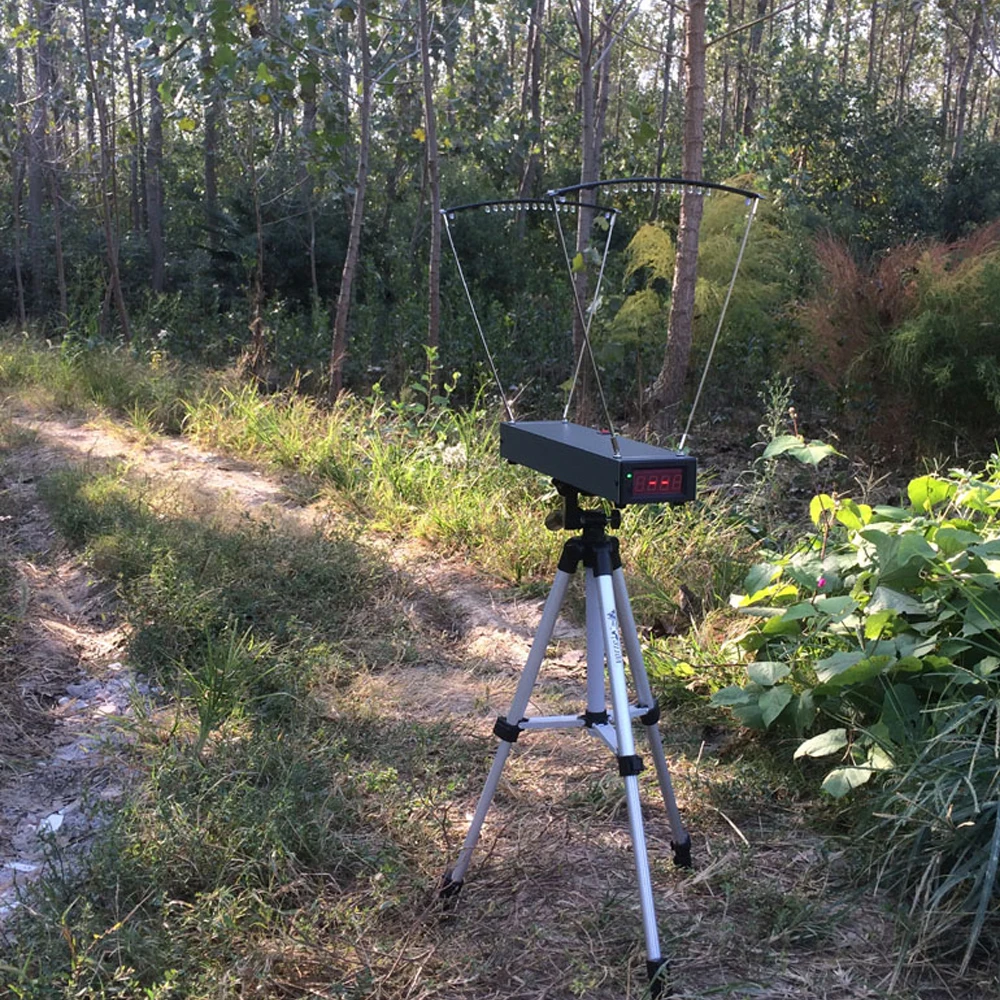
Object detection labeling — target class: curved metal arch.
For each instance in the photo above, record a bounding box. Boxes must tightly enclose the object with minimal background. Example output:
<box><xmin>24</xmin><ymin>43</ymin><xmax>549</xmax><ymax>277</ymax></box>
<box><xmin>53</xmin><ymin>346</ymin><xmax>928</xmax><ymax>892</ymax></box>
<box><xmin>549</xmin><ymin>176</ymin><xmax>763</xmax><ymax>202</ymax></box>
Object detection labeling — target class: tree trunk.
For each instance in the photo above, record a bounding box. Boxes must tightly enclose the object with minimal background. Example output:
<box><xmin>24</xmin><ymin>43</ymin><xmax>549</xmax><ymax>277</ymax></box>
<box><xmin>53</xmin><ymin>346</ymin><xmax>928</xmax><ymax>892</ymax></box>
<box><xmin>649</xmin><ymin>0</ymin><xmax>706</xmax><ymax>436</ymax></box>
<box><xmin>650</xmin><ymin>1</ymin><xmax>677</xmax><ymax>219</ymax></box>
<box><xmin>204</xmin><ymin>70</ymin><xmax>220</xmax><ymax>253</ymax></box>
<box><xmin>517</xmin><ymin>0</ymin><xmax>545</xmax><ymax>206</ymax></box>
<box><xmin>28</xmin><ymin>0</ymin><xmax>56</xmax><ymax>312</ymax></box>
<box><xmin>329</xmin><ymin>0</ymin><xmax>372</xmax><ymax>399</ymax></box>
<box><xmin>571</xmin><ymin>0</ymin><xmax>600</xmax><ymax>421</ymax></box>
<box><xmin>741</xmin><ymin>0</ymin><xmax>768</xmax><ymax>138</ymax></box>
<box><xmin>953</xmin><ymin>10</ymin><xmax>982</xmax><ymax>163</ymax></box>
<box><xmin>146</xmin><ymin>55</ymin><xmax>165</xmax><ymax>293</ymax></box>
<box><xmin>10</xmin><ymin>16</ymin><xmax>27</xmax><ymax>328</ymax></box>
<box><xmin>81</xmin><ymin>0</ymin><xmax>131</xmax><ymax>343</ymax></box>
<box><xmin>720</xmin><ymin>0</ymin><xmax>734</xmax><ymax>146</ymax></box>
<box><xmin>123</xmin><ymin>34</ymin><xmax>142</xmax><ymax>233</ymax></box>
<box><xmin>418</xmin><ymin>0</ymin><xmax>442</xmax><ymax>380</ymax></box>
<box><xmin>48</xmin><ymin>168</ymin><xmax>68</xmax><ymax>325</ymax></box>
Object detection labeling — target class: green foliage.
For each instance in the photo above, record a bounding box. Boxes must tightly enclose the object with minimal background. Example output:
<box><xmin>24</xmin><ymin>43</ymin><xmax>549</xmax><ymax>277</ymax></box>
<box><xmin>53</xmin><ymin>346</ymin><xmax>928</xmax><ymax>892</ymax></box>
<box><xmin>869</xmin><ymin>696</ymin><xmax>1000</xmax><ymax>969</ymax></box>
<box><xmin>886</xmin><ymin>247</ymin><xmax>1000</xmax><ymax>432</ymax></box>
<box><xmin>753</xmin><ymin>70</ymin><xmax>942</xmax><ymax>248</ymax></box>
<box><xmin>37</xmin><ymin>464</ymin><xmax>388</xmax><ymax>684</ymax></box>
<box><xmin>796</xmin><ymin>223</ymin><xmax>1000</xmax><ymax>448</ymax></box>
<box><xmin>713</xmin><ymin>463</ymin><xmax>1000</xmax><ymax>796</ymax></box>
<box><xmin>13</xmin><ymin>440</ymin><xmax>475</xmax><ymax>997</ymax></box>
<box><xmin>0</xmin><ymin>332</ymin><xmax>204</xmax><ymax>433</ymax></box>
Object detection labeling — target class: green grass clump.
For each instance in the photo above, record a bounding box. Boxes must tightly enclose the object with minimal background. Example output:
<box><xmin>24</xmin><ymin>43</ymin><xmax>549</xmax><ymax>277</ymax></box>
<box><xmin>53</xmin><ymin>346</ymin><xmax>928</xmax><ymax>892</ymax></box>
<box><xmin>9</xmin><ymin>710</ymin><xmax>476</xmax><ymax>998</ymax></box>
<box><xmin>37</xmin><ymin>465</ymin><xmax>394</xmax><ymax>685</ymax></box>
<box><xmin>869</xmin><ymin>696</ymin><xmax>1000</xmax><ymax>972</ymax></box>
<box><xmin>0</xmin><ymin>332</ymin><xmax>206</xmax><ymax>433</ymax></box>
<box><xmin>8</xmin><ymin>461</ymin><xmax>478</xmax><ymax>996</ymax></box>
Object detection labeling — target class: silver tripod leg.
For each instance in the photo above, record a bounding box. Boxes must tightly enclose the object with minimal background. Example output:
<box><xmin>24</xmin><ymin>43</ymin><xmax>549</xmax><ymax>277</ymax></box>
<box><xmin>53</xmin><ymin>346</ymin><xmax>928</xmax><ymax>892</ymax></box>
<box><xmin>442</xmin><ymin>569</ymin><xmax>573</xmax><ymax>890</ymax></box>
<box><xmin>591</xmin><ymin>566</ymin><xmax>668</xmax><ymax>988</ymax></box>
<box><xmin>613</xmin><ymin>568</ymin><xmax>691</xmax><ymax>866</ymax></box>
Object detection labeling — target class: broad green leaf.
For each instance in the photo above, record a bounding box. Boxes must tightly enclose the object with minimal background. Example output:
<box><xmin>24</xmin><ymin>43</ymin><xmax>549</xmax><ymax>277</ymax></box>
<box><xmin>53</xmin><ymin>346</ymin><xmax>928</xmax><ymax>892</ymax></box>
<box><xmin>908</xmin><ymin>475</ymin><xmax>955</xmax><ymax>512</ymax></box>
<box><xmin>956</xmin><ymin>485</ymin><xmax>993</xmax><ymax>512</ymax></box>
<box><xmin>867</xmin><ymin>744</ymin><xmax>894</xmax><ymax>770</ymax></box>
<box><xmin>933</xmin><ymin>526</ymin><xmax>982</xmax><ymax>556</ymax></box>
<box><xmin>879</xmin><ymin>683</ymin><xmax>922</xmax><ymax>743</ymax></box>
<box><xmin>868</xmin><ymin>586</ymin><xmax>928</xmax><ymax>616</ymax></box>
<box><xmin>177</xmin><ymin>117</ymin><xmax>197</xmax><ymax>132</ymax></box>
<box><xmin>571</xmin><ymin>252</ymin><xmax>585</xmax><ymax>273</ymax></box>
<box><xmin>760</xmin><ymin>613</ymin><xmax>802</xmax><ymax>636</ymax></box>
<box><xmin>779</xmin><ymin>601</ymin><xmax>822</xmax><ymax>621</ymax></box>
<box><xmin>213</xmin><ymin>44</ymin><xmax>236</xmax><ymax>69</ymax></box>
<box><xmin>255</xmin><ymin>61</ymin><xmax>276</xmax><ymax>86</ymax></box>
<box><xmin>812</xmin><ymin>595</ymin><xmax>858</xmax><ymax>619</ymax></box>
<box><xmin>743</xmin><ymin>562</ymin><xmax>780</xmax><ymax>596</ymax></box>
<box><xmin>836</xmin><ymin>499</ymin><xmax>872</xmax><ymax>530</ymax></box>
<box><xmin>809</xmin><ymin>493</ymin><xmax>837</xmax><ymax>527</ymax></box>
<box><xmin>794</xmin><ymin>728</ymin><xmax>848</xmax><ymax>759</ymax></box>
<box><xmin>761</xmin><ymin>434</ymin><xmax>802</xmax><ymax>459</ymax></box>
<box><xmin>861</xmin><ymin>531</ymin><xmax>937</xmax><ymax>588</ymax></box>
<box><xmin>961</xmin><ymin>591</ymin><xmax>1000</xmax><ymax>636</ymax></box>
<box><xmin>975</xmin><ymin>656</ymin><xmax>1000</xmax><ymax>677</ymax></box>
<box><xmin>733</xmin><ymin>580</ymin><xmax>799</xmax><ymax>607</ymax></box>
<box><xmin>822</xmin><ymin>765</ymin><xmax>873</xmax><ymax>797</ymax></box>
<box><xmin>789</xmin><ymin>690</ymin><xmax>817</xmax><ymax>734</ymax></box>
<box><xmin>871</xmin><ymin>505</ymin><xmax>910</xmax><ymax>522</ymax></box>
<box><xmin>822</xmin><ymin>654</ymin><xmax>892</xmax><ymax>688</ymax></box>
<box><xmin>791</xmin><ymin>441</ymin><xmax>840</xmax><ymax>466</ymax></box>
<box><xmin>732</xmin><ymin>702</ymin><xmax>766</xmax><ymax>729</ymax></box>
<box><xmin>864</xmin><ymin>608</ymin><xmax>897</xmax><ymax>640</ymax></box>
<box><xmin>815</xmin><ymin>650</ymin><xmax>864</xmax><ymax>683</ymax></box>
<box><xmin>634</xmin><ymin>120</ymin><xmax>657</xmax><ymax>144</ymax></box>
<box><xmin>759</xmin><ymin>684</ymin><xmax>793</xmax><ymax>727</ymax></box>
<box><xmin>710</xmin><ymin>685</ymin><xmax>753</xmax><ymax>707</ymax></box>
<box><xmin>746</xmin><ymin>661</ymin><xmax>790</xmax><ymax>686</ymax></box>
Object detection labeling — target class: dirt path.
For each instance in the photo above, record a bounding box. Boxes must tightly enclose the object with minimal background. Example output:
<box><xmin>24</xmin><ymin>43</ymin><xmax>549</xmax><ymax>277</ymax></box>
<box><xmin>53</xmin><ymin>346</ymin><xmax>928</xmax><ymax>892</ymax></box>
<box><xmin>0</xmin><ymin>411</ymin><xmax>589</xmax><ymax>925</ymax></box>
<box><xmin>1</xmin><ymin>410</ymin><xmax>990</xmax><ymax>999</ymax></box>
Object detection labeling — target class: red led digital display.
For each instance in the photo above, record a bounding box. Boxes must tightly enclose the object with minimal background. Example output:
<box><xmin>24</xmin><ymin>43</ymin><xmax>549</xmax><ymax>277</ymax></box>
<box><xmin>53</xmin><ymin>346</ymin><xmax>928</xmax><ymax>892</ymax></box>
<box><xmin>631</xmin><ymin>467</ymin><xmax>685</xmax><ymax>497</ymax></box>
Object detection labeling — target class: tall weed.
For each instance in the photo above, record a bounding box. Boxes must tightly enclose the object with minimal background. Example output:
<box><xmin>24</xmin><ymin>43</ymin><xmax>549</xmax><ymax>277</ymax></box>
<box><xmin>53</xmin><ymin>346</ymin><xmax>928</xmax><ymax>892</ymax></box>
<box><xmin>796</xmin><ymin>222</ymin><xmax>1000</xmax><ymax>450</ymax></box>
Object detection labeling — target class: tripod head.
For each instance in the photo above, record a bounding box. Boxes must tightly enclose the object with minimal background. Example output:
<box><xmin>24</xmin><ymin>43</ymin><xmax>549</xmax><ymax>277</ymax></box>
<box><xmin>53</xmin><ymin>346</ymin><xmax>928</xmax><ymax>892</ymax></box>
<box><xmin>545</xmin><ymin>482</ymin><xmax>622</xmax><ymax>534</ymax></box>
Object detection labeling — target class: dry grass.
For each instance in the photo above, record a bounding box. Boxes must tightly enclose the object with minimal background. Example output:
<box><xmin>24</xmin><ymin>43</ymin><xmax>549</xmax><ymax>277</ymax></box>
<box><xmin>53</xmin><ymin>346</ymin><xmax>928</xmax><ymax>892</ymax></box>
<box><xmin>2</xmin><ymin>407</ymin><xmax>998</xmax><ymax>998</ymax></box>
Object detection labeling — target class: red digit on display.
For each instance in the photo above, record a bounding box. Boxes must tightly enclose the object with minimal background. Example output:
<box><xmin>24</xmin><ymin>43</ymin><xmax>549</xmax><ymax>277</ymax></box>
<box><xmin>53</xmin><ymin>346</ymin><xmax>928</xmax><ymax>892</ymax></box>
<box><xmin>631</xmin><ymin>468</ymin><xmax>683</xmax><ymax>497</ymax></box>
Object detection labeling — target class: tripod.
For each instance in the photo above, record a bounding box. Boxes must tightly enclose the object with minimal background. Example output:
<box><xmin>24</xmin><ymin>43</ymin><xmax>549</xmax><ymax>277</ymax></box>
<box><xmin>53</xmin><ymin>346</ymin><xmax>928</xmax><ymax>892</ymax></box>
<box><xmin>440</xmin><ymin>486</ymin><xmax>691</xmax><ymax>998</ymax></box>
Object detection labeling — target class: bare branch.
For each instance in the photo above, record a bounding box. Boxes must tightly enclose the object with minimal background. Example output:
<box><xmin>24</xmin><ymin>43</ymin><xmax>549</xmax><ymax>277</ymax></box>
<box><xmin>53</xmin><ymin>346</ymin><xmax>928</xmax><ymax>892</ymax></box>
<box><xmin>708</xmin><ymin>0</ymin><xmax>803</xmax><ymax>49</ymax></box>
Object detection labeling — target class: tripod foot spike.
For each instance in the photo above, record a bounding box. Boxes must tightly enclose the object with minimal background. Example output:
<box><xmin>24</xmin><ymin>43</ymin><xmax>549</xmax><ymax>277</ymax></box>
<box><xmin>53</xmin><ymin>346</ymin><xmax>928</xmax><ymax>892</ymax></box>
<box><xmin>671</xmin><ymin>834</ymin><xmax>692</xmax><ymax>869</ymax></box>
<box><xmin>646</xmin><ymin>957</ymin><xmax>670</xmax><ymax>998</ymax></box>
<box><xmin>438</xmin><ymin>870</ymin><xmax>464</xmax><ymax>906</ymax></box>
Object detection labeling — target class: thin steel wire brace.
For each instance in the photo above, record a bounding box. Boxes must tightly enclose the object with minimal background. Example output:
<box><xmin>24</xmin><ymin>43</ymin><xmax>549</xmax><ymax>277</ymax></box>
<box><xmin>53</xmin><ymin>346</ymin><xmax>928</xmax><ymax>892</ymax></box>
<box><xmin>440</xmin><ymin>197</ymin><xmax>619</xmax><ymax>426</ymax></box>
<box><xmin>550</xmin><ymin>200</ymin><xmax>621</xmax><ymax>455</ymax></box>
<box><xmin>441</xmin><ymin>211</ymin><xmax>514</xmax><ymax>422</ymax></box>
<box><xmin>678</xmin><ymin>195</ymin><xmax>760</xmax><ymax>451</ymax></box>
<box><xmin>550</xmin><ymin>177</ymin><xmax>764</xmax><ymax>452</ymax></box>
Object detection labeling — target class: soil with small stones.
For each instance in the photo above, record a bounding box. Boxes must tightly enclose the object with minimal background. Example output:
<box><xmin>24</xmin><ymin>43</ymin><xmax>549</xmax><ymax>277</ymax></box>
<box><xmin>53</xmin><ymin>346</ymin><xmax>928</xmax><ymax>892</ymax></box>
<box><xmin>0</xmin><ymin>408</ymin><xmax>993</xmax><ymax>998</ymax></box>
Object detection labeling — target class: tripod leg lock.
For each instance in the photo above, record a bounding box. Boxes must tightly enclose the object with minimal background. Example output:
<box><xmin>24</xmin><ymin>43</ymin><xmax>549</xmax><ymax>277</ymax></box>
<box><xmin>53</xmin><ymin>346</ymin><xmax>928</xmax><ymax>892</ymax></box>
<box><xmin>638</xmin><ymin>701</ymin><xmax>661</xmax><ymax>726</ymax></box>
<box><xmin>617</xmin><ymin>753</ymin><xmax>645</xmax><ymax>777</ymax></box>
<box><xmin>493</xmin><ymin>715</ymin><xmax>524</xmax><ymax>743</ymax></box>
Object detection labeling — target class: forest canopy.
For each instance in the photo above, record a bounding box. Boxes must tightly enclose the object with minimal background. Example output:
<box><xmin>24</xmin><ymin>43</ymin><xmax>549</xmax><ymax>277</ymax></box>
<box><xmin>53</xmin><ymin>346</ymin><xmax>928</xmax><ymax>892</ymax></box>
<box><xmin>2</xmin><ymin>0</ymin><xmax>1000</xmax><ymax>446</ymax></box>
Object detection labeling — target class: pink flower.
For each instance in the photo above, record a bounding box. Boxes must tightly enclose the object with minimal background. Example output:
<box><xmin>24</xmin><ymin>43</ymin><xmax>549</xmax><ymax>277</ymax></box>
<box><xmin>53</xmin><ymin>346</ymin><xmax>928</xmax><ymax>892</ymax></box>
<box><xmin>817</xmin><ymin>576</ymin><xmax>827</xmax><ymax>589</ymax></box>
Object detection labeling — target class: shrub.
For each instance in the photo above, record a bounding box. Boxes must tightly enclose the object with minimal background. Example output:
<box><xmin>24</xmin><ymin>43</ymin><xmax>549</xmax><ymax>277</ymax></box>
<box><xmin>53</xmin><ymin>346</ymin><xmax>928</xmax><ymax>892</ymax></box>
<box><xmin>795</xmin><ymin>222</ymin><xmax>1000</xmax><ymax>450</ymax></box>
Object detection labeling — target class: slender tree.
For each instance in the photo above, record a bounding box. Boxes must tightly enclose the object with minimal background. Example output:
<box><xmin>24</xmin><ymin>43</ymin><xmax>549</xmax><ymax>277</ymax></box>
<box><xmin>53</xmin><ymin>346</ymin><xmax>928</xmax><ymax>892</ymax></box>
<box><xmin>329</xmin><ymin>0</ymin><xmax>372</xmax><ymax>398</ymax></box>
<box><xmin>648</xmin><ymin>0</ymin><xmax>706</xmax><ymax>435</ymax></box>
<box><xmin>80</xmin><ymin>0</ymin><xmax>131</xmax><ymax>342</ymax></box>
<box><xmin>418</xmin><ymin>0</ymin><xmax>442</xmax><ymax>376</ymax></box>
